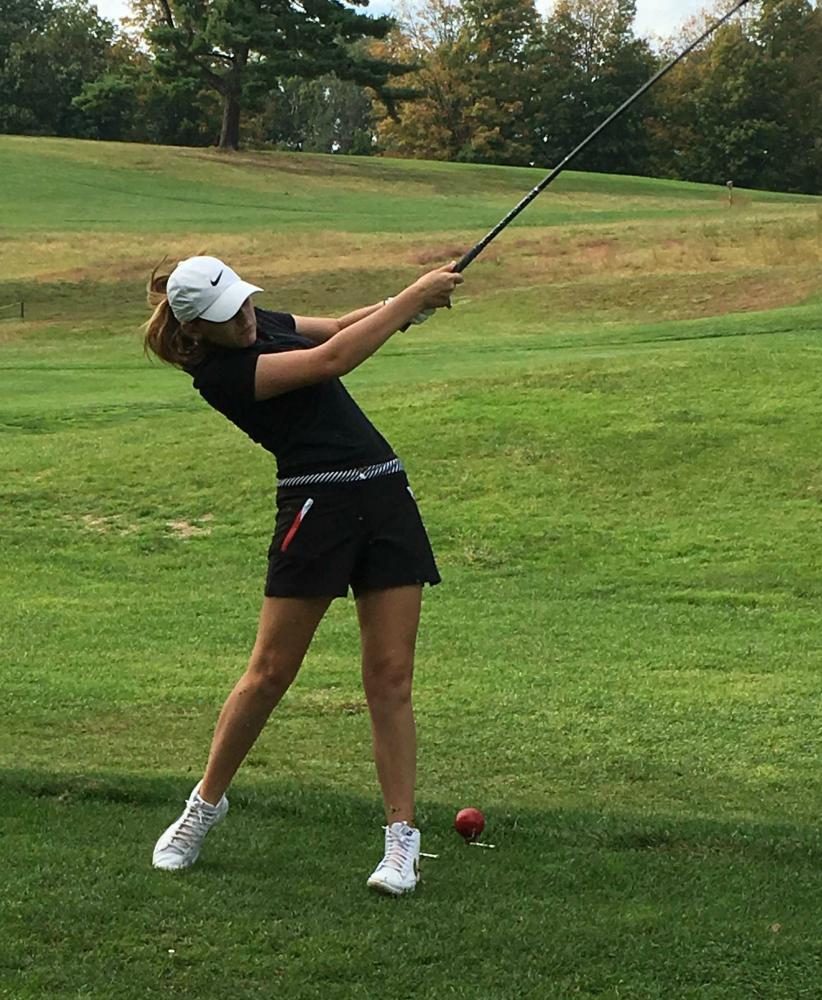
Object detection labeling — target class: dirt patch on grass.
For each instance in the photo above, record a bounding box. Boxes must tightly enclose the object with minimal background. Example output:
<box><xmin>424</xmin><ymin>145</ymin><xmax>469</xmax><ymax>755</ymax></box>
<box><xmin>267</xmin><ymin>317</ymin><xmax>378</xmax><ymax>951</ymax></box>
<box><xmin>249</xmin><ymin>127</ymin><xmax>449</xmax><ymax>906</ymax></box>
<box><xmin>166</xmin><ymin>515</ymin><xmax>214</xmax><ymax>539</ymax></box>
<box><xmin>78</xmin><ymin>514</ymin><xmax>139</xmax><ymax>536</ymax></box>
<box><xmin>72</xmin><ymin>512</ymin><xmax>216</xmax><ymax>539</ymax></box>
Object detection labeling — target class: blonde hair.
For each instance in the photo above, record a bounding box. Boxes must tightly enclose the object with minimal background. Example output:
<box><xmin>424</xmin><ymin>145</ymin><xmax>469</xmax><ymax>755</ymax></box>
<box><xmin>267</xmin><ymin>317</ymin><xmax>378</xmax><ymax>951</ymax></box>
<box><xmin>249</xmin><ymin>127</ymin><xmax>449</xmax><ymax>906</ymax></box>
<box><xmin>143</xmin><ymin>258</ymin><xmax>206</xmax><ymax>368</ymax></box>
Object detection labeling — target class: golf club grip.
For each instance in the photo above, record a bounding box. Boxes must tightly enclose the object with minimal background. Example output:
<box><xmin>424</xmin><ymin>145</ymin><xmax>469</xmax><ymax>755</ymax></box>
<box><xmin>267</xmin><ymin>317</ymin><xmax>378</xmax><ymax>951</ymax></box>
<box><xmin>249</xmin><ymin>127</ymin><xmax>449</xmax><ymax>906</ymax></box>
<box><xmin>454</xmin><ymin>0</ymin><xmax>751</xmax><ymax>273</ymax></box>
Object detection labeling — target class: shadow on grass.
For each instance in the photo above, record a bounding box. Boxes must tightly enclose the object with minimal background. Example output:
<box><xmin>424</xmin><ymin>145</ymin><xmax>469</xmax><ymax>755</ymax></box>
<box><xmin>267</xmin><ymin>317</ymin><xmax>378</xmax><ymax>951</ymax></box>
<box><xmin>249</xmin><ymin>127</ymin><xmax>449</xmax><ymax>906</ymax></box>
<box><xmin>4</xmin><ymin>767</ymin><xmax>822</xmax><ymax>999</ymax></box>
<box><xmin>4</xmin><ymin>766</ymin><xmax>821</xmax><ymax>866</ymax></box>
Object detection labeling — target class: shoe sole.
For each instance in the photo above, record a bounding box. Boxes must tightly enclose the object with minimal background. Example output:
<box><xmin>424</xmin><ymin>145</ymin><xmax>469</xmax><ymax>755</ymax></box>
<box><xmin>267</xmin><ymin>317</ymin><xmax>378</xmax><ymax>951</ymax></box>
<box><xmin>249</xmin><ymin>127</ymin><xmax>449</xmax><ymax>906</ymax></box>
<box><xmin>152</xmin><ymin>859</ymin><xmax>196</xmax><ymax>871</ymax></box>
<box><xmin>366</xmin><ymin>877</ymin><xmax>418</xmax><ymax>896</ymax></box>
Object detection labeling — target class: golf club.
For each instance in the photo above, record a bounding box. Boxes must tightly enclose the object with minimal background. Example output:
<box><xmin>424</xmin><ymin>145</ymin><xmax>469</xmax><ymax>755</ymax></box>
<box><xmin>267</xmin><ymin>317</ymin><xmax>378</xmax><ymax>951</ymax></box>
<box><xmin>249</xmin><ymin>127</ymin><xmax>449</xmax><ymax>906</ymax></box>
<box><xmin>454</xmin><ymin>0</ymin><xmax>752</xmax><ymax>273</ymax></box>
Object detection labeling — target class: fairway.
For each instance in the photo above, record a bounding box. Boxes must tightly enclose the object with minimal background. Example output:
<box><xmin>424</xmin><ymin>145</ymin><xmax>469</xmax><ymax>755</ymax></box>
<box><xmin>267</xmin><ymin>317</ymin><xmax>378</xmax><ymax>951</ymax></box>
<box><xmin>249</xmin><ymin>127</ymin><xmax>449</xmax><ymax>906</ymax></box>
<box><xmin>2</xmin><ymin>136</ymin><xmax>822</xmax><ymax>999</ymax></box>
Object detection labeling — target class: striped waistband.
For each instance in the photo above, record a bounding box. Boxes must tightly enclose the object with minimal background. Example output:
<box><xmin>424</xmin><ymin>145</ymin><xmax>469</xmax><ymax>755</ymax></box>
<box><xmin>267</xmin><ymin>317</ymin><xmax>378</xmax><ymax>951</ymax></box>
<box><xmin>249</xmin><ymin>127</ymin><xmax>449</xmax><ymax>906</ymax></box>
<box><xmin>277</xmin><ymin>457</ymin><xmax>403</xmax><ymax>488</ymax></box>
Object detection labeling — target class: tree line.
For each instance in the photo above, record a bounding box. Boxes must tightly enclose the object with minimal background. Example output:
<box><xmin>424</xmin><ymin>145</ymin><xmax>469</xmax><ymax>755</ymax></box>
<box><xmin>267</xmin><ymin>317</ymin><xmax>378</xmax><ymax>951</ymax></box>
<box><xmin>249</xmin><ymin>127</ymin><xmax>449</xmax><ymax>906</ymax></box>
<box><xmin>1</xmin><ymin>0</ymin><xmax>820</xmax><ymax>194</ymax></box>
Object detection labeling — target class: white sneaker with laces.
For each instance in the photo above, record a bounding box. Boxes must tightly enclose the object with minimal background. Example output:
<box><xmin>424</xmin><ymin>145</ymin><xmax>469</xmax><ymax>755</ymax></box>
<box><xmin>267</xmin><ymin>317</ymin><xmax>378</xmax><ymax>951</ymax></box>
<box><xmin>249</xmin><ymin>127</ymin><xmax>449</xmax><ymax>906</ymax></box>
<box><xmin>366</xmin><ymin>822</ymin><xmax>421</xmax><ymax>896</ymax></box>
<box><xmin>152</xmin><ymin>782</ymin><xmax>228</xmax><ymax>871</ymax></box>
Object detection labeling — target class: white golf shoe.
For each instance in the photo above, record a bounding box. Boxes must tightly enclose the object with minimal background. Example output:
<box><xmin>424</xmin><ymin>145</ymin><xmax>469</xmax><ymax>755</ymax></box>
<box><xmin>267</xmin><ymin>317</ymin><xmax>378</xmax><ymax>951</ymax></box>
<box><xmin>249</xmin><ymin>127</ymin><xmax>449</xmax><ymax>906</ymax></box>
<box><xmin>367</xmin><ymin>821</ymin><xmax>421</xmax><ymax>896</ymax></box>
<box><xmin>152</xmin><ymin>782</ymin><xmax>228</xmax><ymax>871</ymax></box>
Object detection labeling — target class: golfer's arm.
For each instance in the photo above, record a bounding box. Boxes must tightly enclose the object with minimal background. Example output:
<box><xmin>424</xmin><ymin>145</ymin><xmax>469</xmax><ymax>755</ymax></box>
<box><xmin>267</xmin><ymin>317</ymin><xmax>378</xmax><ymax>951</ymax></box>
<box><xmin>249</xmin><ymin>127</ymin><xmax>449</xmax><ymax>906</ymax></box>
<box><xmin>294</xmin><ymin>302</ymin><xmax>389</xmax><ymax>342</ymax></box>
<box><xmin>256</xmin><ymin>288</ymin><xmax>426</xmax><ymax>400</ymax></box>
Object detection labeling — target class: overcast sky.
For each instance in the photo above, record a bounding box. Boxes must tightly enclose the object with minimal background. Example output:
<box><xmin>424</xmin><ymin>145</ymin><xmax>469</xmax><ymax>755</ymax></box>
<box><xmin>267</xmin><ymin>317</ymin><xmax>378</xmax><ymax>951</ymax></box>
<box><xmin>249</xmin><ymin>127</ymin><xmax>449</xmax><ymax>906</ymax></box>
<box><xmin>95</xmin><ymin>0</ymin><xmax>708</xmax><ymax>39</ymax></box>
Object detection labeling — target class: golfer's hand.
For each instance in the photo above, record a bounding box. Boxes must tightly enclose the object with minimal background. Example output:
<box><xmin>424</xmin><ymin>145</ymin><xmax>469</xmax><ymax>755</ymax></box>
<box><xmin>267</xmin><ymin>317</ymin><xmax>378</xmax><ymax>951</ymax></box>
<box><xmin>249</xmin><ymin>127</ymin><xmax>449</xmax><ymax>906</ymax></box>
<box><xmin>413</xmin><ymin>262</ymin><xmax>464</xmax><ymax>310</ymax></box>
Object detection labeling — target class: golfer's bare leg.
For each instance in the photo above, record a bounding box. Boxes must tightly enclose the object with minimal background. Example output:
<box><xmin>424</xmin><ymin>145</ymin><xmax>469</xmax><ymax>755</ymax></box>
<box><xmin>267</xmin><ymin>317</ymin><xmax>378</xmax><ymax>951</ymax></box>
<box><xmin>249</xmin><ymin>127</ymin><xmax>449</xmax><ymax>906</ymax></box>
<box><xmin>198</xmin><ymin>595</ymin><xmax>332</xmax><ymax>805</ymax></box>
<box><xmin>357</xmin><ymin>585</ymin><xmax>422</xmax><ymax>827</ymax></box>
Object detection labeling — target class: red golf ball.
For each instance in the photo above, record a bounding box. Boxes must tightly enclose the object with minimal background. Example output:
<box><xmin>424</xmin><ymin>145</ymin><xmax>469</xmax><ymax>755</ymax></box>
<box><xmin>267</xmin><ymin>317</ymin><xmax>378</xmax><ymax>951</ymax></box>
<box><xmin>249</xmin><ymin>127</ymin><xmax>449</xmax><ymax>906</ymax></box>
<box><xmin>454</xmin><ymin>807</ymin><xmax>485</xmax><ymax>840</ymax></box>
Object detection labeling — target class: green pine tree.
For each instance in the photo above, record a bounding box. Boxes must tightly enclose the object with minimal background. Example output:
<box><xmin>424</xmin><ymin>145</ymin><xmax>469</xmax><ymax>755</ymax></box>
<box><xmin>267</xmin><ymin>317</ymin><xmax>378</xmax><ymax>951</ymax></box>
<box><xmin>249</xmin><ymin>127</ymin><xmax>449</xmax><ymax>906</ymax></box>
<box><xmin>137</xmin><ymin>0</ymin><xmax>414</xmax><ymax>149</ymax></box>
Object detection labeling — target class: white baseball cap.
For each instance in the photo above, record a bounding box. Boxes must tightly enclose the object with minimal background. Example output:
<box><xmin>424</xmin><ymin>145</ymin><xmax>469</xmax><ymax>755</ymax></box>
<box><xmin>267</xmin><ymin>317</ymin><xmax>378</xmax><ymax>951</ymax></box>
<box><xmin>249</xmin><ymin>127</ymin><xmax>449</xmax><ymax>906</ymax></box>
<box><xmin>166</xmin><ymin>256</ymin><xmax>263</xmax><ymax>323</ymax></box>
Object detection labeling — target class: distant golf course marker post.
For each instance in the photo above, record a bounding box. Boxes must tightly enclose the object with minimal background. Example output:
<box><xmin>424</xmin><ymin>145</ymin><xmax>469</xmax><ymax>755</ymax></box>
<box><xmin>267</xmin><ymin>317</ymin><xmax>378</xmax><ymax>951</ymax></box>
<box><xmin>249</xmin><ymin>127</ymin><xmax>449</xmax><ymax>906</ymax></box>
<box><xmin>454</xmin><ymin>0</ymin><xmax>752</xmax><ymax>274</ymax></box>
<box><xmin>0</xmin><ymin>300</ymin><xmax>24</xmax><ymax>320</ymax></box>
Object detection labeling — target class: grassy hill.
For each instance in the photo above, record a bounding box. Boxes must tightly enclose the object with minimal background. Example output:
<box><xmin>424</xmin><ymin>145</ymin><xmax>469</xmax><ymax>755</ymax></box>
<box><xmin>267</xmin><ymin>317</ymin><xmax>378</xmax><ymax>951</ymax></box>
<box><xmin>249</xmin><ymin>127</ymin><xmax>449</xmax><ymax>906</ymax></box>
<box><xmin>1</xmin><ymin>134</ymin><xmax>814</xmax><ymax>235</ymax></box>
<box><xmin>1</xmin><ymin>136</ymin><xmax>821</xmax><ymax>999</ymax></box>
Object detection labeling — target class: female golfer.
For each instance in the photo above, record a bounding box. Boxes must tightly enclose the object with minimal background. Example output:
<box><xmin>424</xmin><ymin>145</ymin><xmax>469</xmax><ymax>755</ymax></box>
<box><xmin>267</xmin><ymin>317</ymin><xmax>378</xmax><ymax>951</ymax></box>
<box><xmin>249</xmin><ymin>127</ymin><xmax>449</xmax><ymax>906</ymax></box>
<box><xmin>144</xmin><ymin>254</ymin><xmax>463</xmax><ymax>895</ymax></box>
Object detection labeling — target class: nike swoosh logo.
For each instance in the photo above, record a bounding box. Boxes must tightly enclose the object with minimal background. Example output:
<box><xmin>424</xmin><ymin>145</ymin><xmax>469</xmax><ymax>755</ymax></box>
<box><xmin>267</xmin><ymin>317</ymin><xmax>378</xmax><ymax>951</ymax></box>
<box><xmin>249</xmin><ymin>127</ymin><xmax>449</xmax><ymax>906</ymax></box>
<box><xmin>210</xmin><ymin>270</ymin><xmax>223</xmax><ymax>287</ymax></box>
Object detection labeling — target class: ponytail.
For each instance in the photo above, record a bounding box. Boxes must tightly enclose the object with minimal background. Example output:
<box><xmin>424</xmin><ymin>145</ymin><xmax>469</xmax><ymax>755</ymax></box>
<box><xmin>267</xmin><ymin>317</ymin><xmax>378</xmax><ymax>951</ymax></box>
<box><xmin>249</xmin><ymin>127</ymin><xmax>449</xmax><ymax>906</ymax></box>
<box><xmin>143</xmin><ymin>259</ymin><xmax>206</xmax><ymax>368</ymax></box>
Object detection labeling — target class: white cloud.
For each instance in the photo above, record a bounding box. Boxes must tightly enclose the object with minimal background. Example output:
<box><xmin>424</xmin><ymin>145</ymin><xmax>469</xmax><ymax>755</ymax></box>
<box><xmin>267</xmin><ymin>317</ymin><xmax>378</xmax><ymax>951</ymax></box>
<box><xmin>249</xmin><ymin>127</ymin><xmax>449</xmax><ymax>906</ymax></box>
<box><xmin>634</xmin><ymin>0</ymin><xmax>706</xmax><ymax>38</ymax></box>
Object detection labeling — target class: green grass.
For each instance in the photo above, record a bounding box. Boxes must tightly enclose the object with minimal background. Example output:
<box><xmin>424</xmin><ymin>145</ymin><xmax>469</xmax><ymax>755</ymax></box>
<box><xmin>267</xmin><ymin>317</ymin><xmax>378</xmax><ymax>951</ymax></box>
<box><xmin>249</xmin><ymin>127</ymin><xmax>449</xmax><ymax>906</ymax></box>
<box><xmin>1</xmin><ymin>137</ymin><xmax>822</xmax><ymax>999</ymax></box>
<box><xmin>0</xmin><ymin>135</ymin><xmax>816</xmax><ymax>235</ymax></box>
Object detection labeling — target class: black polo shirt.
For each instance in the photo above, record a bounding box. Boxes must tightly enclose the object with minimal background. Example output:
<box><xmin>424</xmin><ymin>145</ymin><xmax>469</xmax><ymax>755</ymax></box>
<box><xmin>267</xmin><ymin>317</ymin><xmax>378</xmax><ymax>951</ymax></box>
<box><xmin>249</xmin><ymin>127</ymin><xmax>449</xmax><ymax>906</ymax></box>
<box><xmin>185</xmin><ymin>308</ymin><xmax>395</xmax><ymax>477</ymax></box>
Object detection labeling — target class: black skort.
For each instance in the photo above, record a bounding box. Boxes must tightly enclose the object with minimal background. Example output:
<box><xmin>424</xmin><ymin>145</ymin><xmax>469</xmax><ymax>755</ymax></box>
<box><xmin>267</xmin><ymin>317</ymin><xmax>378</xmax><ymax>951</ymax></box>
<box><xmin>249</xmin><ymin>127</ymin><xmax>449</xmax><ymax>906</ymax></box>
<box><xmin>265</xmin><ymin>471</ymin><xmax>441</xmax><ymax>598</ymax></box>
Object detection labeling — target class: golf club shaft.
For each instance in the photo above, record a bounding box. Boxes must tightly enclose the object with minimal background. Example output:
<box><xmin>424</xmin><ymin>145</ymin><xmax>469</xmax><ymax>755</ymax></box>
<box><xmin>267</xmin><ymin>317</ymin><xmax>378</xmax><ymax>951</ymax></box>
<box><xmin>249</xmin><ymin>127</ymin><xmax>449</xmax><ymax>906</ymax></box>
<box><xmin>454</xmin><ymin>0</ymin><xmax>751</xmax><ymax>273</ymax></box>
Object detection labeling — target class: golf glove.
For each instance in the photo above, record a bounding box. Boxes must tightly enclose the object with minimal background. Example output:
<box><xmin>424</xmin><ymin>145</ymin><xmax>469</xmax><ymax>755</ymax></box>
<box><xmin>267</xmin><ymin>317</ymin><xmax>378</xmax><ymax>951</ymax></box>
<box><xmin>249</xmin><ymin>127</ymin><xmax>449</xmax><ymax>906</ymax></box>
<box><xmin>383</xmin><ymin>298</ymin><xmax>435</xmax><ymax>327</ymax></box>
